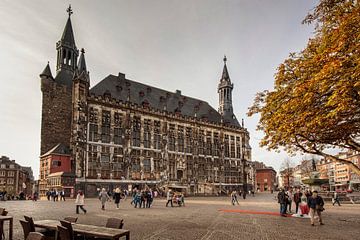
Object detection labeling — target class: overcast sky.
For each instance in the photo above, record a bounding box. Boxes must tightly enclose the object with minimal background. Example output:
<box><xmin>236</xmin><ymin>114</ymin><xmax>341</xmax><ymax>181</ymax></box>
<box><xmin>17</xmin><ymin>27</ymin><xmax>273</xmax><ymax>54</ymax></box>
<box><xmin>0</xmin><ymin>0</ymin><xmax>319</xmax><ymax>179</ymax></box>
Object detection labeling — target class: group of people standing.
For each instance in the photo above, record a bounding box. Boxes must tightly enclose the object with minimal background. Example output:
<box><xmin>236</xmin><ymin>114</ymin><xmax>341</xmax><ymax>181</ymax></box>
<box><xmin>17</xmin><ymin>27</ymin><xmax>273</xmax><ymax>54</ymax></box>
<box><xmin>166</xmin><ymin>189</ymin><xmax>185</xmax><ymax>207</ymax></box>
<box><xmin>278</xmin><ymin>188</ymin><xmax>325</xmax><ymax>226</ymax></box>
<box><xmin>131</xmin><ymin>188</ymin><xmax>154</xmax><ymax>208</ymax></box>
<box><xmin>45</xmin><ymin>189</ymin><xmax>66</xmax><ymax>201</ymax></box>
<box><xmin>74</xmin><ymin>187</ymin><xmax>181</xmax><ymax>214</ymax></box>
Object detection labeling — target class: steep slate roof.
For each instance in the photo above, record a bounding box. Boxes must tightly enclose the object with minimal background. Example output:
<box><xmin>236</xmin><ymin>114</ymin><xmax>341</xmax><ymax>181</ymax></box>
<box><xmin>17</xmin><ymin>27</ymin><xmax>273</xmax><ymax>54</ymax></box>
<box><xmin>61</xmin><ymin>17</ymin><xmax>76</xmax><ymax>46</ymax></box>
<box><xmin>55</xmin><ymin>70</ymin><xmax>74</xmax><ymax>87</ymax></box>
<box><xmin>90</xmin><ymin>74</ymin><xmax>229</xmax><ymax>124</ymax></box>
<box><xmin>78</xmin><ymin>48</ymin><xmax>87</xmax><ymax>74</ymax></box>
<box><xmin>40</xmin><ymin>143</ymin><xmax>71</xmax><ymax>157</ymax></box>
<box><xmin>40</xmin><ymin>62</ymin><xmax>53</xmax><ymax>79</ymax></box>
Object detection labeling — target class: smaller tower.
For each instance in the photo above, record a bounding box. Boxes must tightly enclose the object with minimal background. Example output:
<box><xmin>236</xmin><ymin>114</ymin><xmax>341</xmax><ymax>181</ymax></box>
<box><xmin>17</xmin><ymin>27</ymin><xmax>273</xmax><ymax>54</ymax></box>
<box><xmin>71</xmin><ymin>48</ymin><xmax>90</xmax><ymax>178</ymax></box>
<box><xmin>218</xmin><ymin>56</ymin><xmax>234</xmax><ymax>119</ymax></box>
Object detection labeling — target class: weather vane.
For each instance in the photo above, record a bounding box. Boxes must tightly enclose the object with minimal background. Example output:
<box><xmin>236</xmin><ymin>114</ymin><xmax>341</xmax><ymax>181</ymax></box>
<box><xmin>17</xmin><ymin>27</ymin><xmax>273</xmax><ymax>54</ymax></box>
<box><xmin>67</xmin><ymin>4</ymin><xmax>73</xmax><ymax>17</ymax></box>
<box><xmin>223</xmin><ymin>55</ymin><xmax>227</xmax><ymax>64</ymax></box>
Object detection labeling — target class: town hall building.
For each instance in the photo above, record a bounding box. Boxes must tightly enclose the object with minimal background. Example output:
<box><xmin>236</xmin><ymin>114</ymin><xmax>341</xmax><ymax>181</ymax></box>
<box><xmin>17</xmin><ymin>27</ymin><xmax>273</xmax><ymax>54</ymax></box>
<box><xmin>39</xmin><ymin>7</ymin><xmax>252</xmax><ymax>197</ymax></box>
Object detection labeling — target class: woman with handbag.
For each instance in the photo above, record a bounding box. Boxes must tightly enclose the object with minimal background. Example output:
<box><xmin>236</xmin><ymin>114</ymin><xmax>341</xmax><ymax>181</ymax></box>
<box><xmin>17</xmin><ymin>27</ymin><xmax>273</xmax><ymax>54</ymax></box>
<box><xmin>307</xmin><ymin>190</ymin><xmax>325</xmax><ymax>226</ymax></box>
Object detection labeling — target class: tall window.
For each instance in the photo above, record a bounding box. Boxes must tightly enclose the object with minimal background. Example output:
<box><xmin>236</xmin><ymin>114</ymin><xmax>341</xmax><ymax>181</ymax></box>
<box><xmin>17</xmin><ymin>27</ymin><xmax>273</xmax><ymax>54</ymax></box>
<box><xmin>114</xmin><ymin>112</ymin><xmax>123</xmax><ymax>126</ymax></box>
<box><xmin>169</xmin><ymin>124</ymin><xmax>175</xmax><ymax>151</ymax></box>
<box><xmin>143</xmin><ymin>159</ymin><xmax>151</xmax><ymax>172</ymax></box>
<box><xmin>89</xmin><ymin>124</ymin><xmax>98</xmax><ymax>142</ymax></box>
<box><xmin>131</xmin><ymin>158</ymin><xmax>140</xmax><ymax>171</ymax></box>
<box><xmin>178</xmin><ymin>126</ymin><xmax>184</xmax><ymax>152</ymax></box>
<box><xmin>206</xmin><ymin>131</ymin><xmax>212</xmax><ymax>155</ymax></box>
<box><xmin>224</xmin><ymin>135</ymin><xmax>230</xmax><ymax>158</ymax></box>
<box><xmin>144</xmin><ymin>119</ymin><xmax>152</xmax><ymax>148</ymax></box>
<box><xmin>154</xmin><ymin>121</ymin><xmax>161</xmax><ymax>150</ymax></box>
<box><xmin>185</xmin><ymin>127</ymin><xmax>192</xmax><ymax>153</ymax></box>
<box><xmin>132</xmin><ymin>117</ymin><xmax>141</xmax><ymax>147</ymax></box>
<box><xmin>236</xmin><ymin>137</ymin><xmax>241</xmax><ymax>158</ymax></box>
<box><xmin>114</xmin><ymin>128</ymin><xmax>124</xmax><ymax>145</ymax></box>
<box><xmin>198</xmin><ymin>130</ymin><xmax>204</xmax><ymax>155</ymax></box>
<box><xmin>214</xmin><ymin>132</ymin><xmax>219</xmax><ymax>156</ymax></box>
<box><xmin>230</xmin><ymin>136</ymin><xmax>235</xmax><ymax>158</ymax></box>
<box><xmin>101</xmin><ymin>111</ymin><xmax>111</xmax><ymax>143</ymax></box>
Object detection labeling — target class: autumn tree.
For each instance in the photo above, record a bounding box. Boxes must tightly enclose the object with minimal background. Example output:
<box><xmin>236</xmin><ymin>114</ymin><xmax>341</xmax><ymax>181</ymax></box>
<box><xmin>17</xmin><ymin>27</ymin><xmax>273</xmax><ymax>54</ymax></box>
<box><xmin>248</xmin><ymin>0</ymin><xmax>360</xmax><ymax>175</ymax></box>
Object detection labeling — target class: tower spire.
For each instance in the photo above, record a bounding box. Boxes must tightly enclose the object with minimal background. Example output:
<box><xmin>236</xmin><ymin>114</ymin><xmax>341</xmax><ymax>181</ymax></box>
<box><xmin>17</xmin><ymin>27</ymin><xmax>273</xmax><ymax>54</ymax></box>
<box><xmin>67</xmin><ymin>4</ymin><xmax>73</xmax><ymax>17</ymax></box>
<box><xmin>217</xmin><ymin>55</ymin><xmax>240</xmax><ymax>127</ymax></box>
<box><xmin>78</xmin><ymin>48</ymin><xmax>87</xmax><ymax>74</ymax></box>
<box><xmin>221</xmin><ymin>55</ymin><xmax>230</xmax><ymax>81</ymax></box>
<box><xmin>55</xmin><ymin>5</ymin><xmax>79</xmax><ymax>87</ymax></box>
<box><xmin>40</xmin><ymin>61</ymin><xmax>53</xmax><ymax>79</ymax></box>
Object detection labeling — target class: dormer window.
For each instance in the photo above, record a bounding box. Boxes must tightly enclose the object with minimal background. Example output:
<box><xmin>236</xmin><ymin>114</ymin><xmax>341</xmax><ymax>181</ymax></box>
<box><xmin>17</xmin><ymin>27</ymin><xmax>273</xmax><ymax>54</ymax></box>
<box><xmin>116</xmin><ymin>85</ymin><xmax>122</xmax><ymax>91</ymax></box>
<box><xmin>103</xmin><ymin>90</ymin><xmax>111</xmax><ymax>98</ymax></box>
<box><xmin>142</xmin><ymin>100</ymin><xmax>150</xmax><ymax>108</ymax></box>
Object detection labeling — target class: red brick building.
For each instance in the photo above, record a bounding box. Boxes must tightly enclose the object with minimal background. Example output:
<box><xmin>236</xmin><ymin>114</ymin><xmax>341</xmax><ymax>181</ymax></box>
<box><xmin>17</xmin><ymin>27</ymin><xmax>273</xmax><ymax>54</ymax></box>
<box><xmin>256</xmin><ymin>167</ymin><xmax>277</xmax><ymax>192</ymax></box>
<box><xmin>39</xmin><ymin>143</ymin><xmax>73</xmax><ymax>197</ymax></box>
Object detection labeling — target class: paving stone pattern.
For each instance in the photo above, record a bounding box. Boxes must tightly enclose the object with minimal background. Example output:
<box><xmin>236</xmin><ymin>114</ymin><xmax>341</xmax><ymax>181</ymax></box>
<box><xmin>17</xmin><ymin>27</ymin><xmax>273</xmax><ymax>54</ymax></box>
<box><xmin>2</xmin><ymin>193</ymin><xmax>359</xmax><ymax>240</ymax></box>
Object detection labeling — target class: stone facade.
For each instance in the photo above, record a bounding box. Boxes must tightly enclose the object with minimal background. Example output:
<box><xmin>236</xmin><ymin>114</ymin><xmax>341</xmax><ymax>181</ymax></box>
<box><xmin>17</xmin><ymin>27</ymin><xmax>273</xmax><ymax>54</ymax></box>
<box><xmin>39</xmin><ymin>8</ymin><xmax>251</xmax><ymax>196</ymax></box>
<box><xmin>40</xmin><ymin>76</ymin><xmax>72</xmax><ymax>155</ymax></box>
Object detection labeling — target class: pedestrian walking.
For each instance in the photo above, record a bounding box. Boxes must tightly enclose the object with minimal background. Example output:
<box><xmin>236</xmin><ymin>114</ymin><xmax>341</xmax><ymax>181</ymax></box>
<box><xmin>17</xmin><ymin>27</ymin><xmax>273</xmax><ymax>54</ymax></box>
<box><xmin>180</xmin><ymin>193</ymin><xmax>185</xmax><ymax>207</ymax></box>
<box><xmin>307</xmin><ymin>190</ymin><xmax>325</xmax><ymax>226</ymax></box>
<box><xmin>134</xmin><ymin>190</ymin><xmax>142</xmax><ymax>208</ymax></box>
<box><xmin>99</xmin><ymin>188</ymin><xmax>111</xmax><ymax>210</ymax></box>
<box><xmin>166</xmin><ymin>190</ymin><xmax>173</xmax><ymax>207</ymax></box>
<box><xmin>146</xmin><ymin>189</ymin><xmax>153</xmax><ymax>208</ymax></box>
<box><xmin>333</xmin><ymin>192</ymin><xmax>341</xmax><ymax>206</ymax></box>
<box><xmin>75</xmin><ymin>190</ymin><xmax>87</xmax><ymax>214</ymax></box>
<box><xmin>46</xmin><ymin>191</ymin><xmax>51</xmax><ymax>201</ymax></box>
<box><xmin>113</xmin><ymin>187</ymin><xmax>122</xmax><ymax>209</ymax></box>
<box><xmin>60</xmin><ymin>190</ymin><xmax>66</xmax><ymax>201</ymax></box>
<box><xmin>278</xmin><ymin>188</ymin><xmax>287</xmax><ymax>217</ymax></box>
<box><xmin>231</xmin><ymin>191</ymin><xmax>239</xmax><ymax>205</ymax></box>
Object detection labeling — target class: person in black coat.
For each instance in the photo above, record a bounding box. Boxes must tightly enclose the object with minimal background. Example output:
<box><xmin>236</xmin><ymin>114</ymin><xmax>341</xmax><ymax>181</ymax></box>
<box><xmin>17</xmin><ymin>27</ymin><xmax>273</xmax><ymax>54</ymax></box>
<box><xmin>113</xmin><ymin>187</ymin><xmax>122</xmax><ymax>209</ymax></box>
<box><xmin>277</xmin><ymin>189</ymin><xmax>287</xmax><ymax>217</ymax></box>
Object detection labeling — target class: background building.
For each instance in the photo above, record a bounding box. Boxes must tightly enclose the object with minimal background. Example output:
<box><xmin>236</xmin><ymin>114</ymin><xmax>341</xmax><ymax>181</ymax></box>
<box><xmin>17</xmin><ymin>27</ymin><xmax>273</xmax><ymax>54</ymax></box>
<box><xmin>39</xmin><ymin>144</ymin><xmax>73</xmax><ymax>197</ymax></box>
<box><xmin>39</xmin><ymin>8</ymin><xmax>252</xmax><ymax>196</ymax></box>
<box><xmin>255</xmin><ymin>167</ymin><xmax>277</xmax><ymax>192</ymax></box>
<box><xmin>0</xmin><ymin>156</ymin><xmax>34</xmax><ymax>197</ymax></box>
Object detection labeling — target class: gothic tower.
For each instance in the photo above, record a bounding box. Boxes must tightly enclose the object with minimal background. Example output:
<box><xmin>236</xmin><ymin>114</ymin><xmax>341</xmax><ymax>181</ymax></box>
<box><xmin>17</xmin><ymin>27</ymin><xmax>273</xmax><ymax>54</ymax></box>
<box><xmin>40</xmin><ymin>6</ymin><xmax>78</xmax><ymax>155</ymax></box>
<box><xmin>218</xmin><ymin>56</ymin><xmax>239</xmax><ymax>126</ymax></box>
<box><xmin>71</xmin><ymin>48</ymin><xmax>90</xmax><ymax>178</ymax></box>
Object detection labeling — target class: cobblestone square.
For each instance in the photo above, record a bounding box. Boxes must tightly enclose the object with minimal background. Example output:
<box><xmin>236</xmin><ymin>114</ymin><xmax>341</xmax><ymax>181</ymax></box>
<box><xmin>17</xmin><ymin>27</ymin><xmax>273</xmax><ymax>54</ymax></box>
<box><xmin>2</xmin><ymin>193</ymin><xmax>359</xmax><ymax>240</ymax></box>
